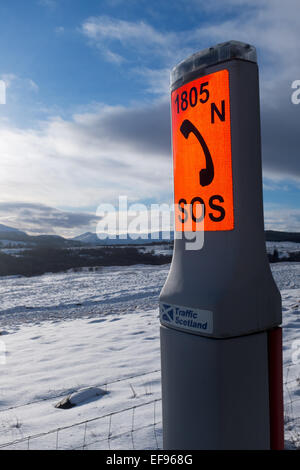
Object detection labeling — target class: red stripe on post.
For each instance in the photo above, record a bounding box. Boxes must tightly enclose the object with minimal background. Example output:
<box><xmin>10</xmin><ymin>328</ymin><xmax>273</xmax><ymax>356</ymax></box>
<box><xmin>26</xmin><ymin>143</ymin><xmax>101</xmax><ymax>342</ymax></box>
<box><xmin>268</xmin><ymin>327</ymin><xmax>284</xmax><ymax>450</ymax></box>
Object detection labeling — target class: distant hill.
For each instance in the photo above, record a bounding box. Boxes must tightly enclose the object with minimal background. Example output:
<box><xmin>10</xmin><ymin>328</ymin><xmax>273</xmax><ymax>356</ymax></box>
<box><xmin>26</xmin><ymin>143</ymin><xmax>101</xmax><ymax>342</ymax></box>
<box><xmin>72</xmin><ymin>231</ymin><xmax>174</xmax><ymax>245</ymax></box>
<box><xmin>265</xmin><ymin>230</ymin><xmax>300</xmax><ymax>243</ymax></box>
<box><xmin>73</xmin><ymin>229</ymin><xmax>300</xmax><ymax>246</ymax></box>
<box><xmin>0</xmin><ymin>223</ymin><xmax>25</xmax><ymax>233</ymax></box>
<box><xmin>0</xmin><ymin>224</ymin><xmax>81</xmax><ymax>248</ymax></box>
<box><xmin>73</xmin><ymin>232</ymin><xmax>99</xmax><ymax>244</ymax></box>
<box><xmin>1</xmin><ymin>223</ymin><xmax>299</xmax><ymax>248</ymax></box>
<box><xmin>0</xmin><ymin>224</ymin><xmax>28</xmax><ymax>240</ymax></box>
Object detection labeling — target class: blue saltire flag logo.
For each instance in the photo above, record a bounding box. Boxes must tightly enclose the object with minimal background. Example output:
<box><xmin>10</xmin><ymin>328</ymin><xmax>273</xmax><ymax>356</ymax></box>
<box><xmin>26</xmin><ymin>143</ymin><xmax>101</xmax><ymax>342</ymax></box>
<box><xmin>161</xmin><ymin>304</ymin><xmax>174</xmax><ymax>323</ymax></box>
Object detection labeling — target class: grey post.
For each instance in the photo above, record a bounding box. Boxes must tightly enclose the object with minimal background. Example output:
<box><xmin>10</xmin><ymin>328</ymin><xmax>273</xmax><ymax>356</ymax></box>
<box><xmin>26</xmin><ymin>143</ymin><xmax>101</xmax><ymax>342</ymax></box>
<box><xmin>159</xmin><ymin>41</ymin><xmax>282</xmax><ymax>450</ymax></box>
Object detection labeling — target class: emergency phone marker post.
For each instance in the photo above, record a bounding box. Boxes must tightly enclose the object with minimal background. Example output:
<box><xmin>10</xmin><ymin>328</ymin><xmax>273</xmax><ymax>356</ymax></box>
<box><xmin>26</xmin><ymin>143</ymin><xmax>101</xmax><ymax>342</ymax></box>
<box><xmin>159</xmin><ymin>41</ymin><xmax>284</xmax><ymax>450</ymax></box>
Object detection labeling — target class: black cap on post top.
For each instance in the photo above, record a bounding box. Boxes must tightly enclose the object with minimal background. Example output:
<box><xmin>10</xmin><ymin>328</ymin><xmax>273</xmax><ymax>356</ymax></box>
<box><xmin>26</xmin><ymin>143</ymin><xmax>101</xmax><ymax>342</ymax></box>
<box><xmin>170</xmin><ymin>40</ymin><xmax>257</xmax><ymax>90</ymax></box>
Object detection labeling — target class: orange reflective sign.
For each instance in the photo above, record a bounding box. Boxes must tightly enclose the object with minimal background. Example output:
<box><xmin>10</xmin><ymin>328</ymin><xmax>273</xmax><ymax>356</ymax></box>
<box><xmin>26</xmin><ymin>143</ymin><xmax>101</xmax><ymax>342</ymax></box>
<box><xmin>172</xmin><ymin>69</ymin><xmax>234</xmax><ymax>231</ymax></box>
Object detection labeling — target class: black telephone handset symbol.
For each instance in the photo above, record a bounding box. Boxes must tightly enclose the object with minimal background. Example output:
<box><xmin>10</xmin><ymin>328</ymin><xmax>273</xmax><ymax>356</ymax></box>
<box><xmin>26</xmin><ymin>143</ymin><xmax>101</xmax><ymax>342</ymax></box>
<box><xmin>180</xmin><ymin>119</ymin><xmax>214</xmax><ymax>187</ymax></box>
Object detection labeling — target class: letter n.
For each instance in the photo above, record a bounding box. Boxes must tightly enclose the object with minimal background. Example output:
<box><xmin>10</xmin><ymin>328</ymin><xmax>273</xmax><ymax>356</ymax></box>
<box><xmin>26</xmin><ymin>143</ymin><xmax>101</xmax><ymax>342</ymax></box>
<box><xmin>211</xmin><ymin>100</ymin><xmax>225</xmax><ymax>123</ymax></box>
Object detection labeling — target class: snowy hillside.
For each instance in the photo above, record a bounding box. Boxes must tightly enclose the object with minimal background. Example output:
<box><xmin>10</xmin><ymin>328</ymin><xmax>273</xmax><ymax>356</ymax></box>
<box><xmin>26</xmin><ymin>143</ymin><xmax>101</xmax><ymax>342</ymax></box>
<box><xmin>0</xmin><ymin>263</ymin><xmax>299</xmax><ymax>449</ymax></box>
<box><xmin>0</xmin><ymin>224</ymin><xmax>22</xmax><ymax>233</ymax></box>
<box><xmin>72</xmin><ymin>231</ymin><xmax>174</xmax><ymax>245</ymax></box>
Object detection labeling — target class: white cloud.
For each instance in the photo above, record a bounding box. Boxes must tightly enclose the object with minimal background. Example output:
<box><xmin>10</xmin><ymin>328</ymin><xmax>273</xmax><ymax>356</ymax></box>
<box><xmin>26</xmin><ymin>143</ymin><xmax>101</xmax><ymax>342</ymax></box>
<box><xmin>264</xmin><ymin>205</ymin><xmax>300</xmax><ymax>232</ymax></box>
<box><xmin>0</xmin><ymin>202</ymin><xmax>100</xmax><ymax>237</ymax></box>
<box><xmin>81</xmin><ymin>3</ymin><xmax>300</xmax><ymax>85</ymax></box>
<box><xmin>28</xmin><ymin>79</ymin><xmax>39</xmax><ymax>92</ymax></box>
<box><xmin>133</xmin><ymin>67</ymin><xmax>170</xmax><ymax>96</ymax></box>
<box><xmin>79</xmin><ymin>2</ymin><xmax>300</xmax><ymax>100</ymax></box>
<box><xmin>82</xmin><ymin>16</ymin><xmax>169</xmax><ymax>47</ymax></box>
<box><xmin>103</xmin><ymin>49</ymin><xmax>126</xmax><ymax>65</ymax></box>
<box><xmin>38</xmin><ymin>0</ymin><xmax>56</xmax><ymax>8</ymax></box>
<box><xmin>1</xmin><ymin>74</ymin><xmax>18</xmax><ymax>88</ymax></box>
<box><xmin>0</xmin><ymin>74</ymin><xmax>39</xmax><ymax>93</ymax></box>
<box><xmin>81</xmin><ymin>15</ymin><xmax>192</xmax><ymax>71</ymax></box>
<box><xmin>55</xmin><ymin>26</ymin><xmax>65</xmax><ymax>34</ymax></box>
<box><xmin>0</xmin><ymin>100</ymin><xmax>172</xmax><ymax>211</ymax></box>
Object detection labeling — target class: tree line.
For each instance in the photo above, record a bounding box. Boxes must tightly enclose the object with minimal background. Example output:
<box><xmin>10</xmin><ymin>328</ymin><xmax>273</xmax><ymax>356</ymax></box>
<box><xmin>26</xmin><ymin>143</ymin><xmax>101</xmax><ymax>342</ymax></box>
<box><xmin>0</xmin><ymin>246</ymin><xmax>171</xmax><ymax>277</ymax></box>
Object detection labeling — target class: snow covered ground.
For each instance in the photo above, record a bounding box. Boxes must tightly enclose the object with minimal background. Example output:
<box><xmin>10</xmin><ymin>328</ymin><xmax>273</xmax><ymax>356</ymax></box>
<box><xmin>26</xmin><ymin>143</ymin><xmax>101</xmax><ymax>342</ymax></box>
<box><xmin>0</xmin><ymin>265</ymin><xmax>169</xmax><ymax>328</ymax></box>
<box><xmin>266</xmin><ymin>241</ymin><xmax>300</xmax><ymax>260</ymax></box>
<box><xmin>0</xmin><ymin>262</ymin><xmax>299</xmax><ymax>449</ymax></box>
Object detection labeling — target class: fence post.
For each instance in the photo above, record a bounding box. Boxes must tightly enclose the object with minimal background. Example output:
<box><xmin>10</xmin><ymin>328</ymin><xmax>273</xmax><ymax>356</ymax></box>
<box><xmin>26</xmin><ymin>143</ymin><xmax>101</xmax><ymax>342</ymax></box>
<box><xmin>56</xmin><ymin>429</ymin><xmax>59</xmax><ymax>450</ymax></box>
<box><xmin>159</xmin><ymin>40</ymin><xmax>283</xmax><ymax>450</ymax></box>
<box><xmin>131</xmin><ymin>406</ymin><xmax>136</xmax><ymax>449</ymax></box>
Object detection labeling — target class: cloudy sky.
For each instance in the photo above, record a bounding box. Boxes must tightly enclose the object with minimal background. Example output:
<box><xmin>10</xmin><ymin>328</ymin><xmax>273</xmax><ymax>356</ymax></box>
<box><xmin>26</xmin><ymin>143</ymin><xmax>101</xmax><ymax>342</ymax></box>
<box><xmin>0</xmin><ymin>0</ymin><xmax>299</xmax><ymax>236</ymax></box>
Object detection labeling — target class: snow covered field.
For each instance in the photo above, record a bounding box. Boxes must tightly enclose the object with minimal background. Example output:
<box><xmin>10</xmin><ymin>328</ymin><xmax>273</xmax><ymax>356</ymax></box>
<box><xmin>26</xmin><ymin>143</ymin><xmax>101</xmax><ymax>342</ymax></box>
<box><xmin>266</xmin><ymin>241</ymin><xmax>300</xmax><ymax>260</ymax></box>
<box><xmin>0</xmin><ymin>262</ymin><xmax>299</xmax><ymax>449</ymax></box>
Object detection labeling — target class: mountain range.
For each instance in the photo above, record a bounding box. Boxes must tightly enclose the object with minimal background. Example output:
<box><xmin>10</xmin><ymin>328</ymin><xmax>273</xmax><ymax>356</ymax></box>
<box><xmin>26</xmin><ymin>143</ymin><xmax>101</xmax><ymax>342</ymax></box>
<box><xmin>72</xmin><ymin>230</ymin><xmax>174</xmax><ymax>245</ymax></box>
<box><xmin>0</xmin><ymin>224</ymin><xmax>79</xmax><ymax>248</ymax></box>
<box><xmin>0</xmin><ymin>224</ymin><xmax>300</xmax><ymax>247</ymax></box>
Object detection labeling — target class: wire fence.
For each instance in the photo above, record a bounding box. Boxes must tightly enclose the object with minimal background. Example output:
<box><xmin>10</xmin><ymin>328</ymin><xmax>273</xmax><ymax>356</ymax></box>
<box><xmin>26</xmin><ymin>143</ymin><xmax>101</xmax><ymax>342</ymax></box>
<box><xmin>0</xmin><ymin>368</ymin><xmax>161</xmax><ymax>414</ymax></box>
<box><xmin>282</xmin><ymin>298</ymin><xmax>300</xmax><ymax>450</ymax></box>
<box><xmin>283</xmin><ymin>366</ymin><xmax>300</xmax><ymax>449</ymax></box>
<box><xmin>0</xmin><ymin>360</ymin><xmax>299</xmax><ymax>449</ymax></box>
<box><xmin>0</xmin><ymin>398</ymin><xmax>162</xmax><ymax>450</ymax></box>
<box><xmin>0</xmin><ymin>368</ymin><xmax>162</xmax><ymax>450</ymax></box>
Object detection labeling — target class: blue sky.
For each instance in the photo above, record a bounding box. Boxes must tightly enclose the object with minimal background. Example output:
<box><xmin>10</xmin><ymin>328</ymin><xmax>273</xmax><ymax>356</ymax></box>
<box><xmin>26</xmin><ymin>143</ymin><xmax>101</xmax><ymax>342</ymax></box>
<box><xmin>0</xmin><ymin>0</ymin><xmax>299</xmax><ymax>236</ymax></box>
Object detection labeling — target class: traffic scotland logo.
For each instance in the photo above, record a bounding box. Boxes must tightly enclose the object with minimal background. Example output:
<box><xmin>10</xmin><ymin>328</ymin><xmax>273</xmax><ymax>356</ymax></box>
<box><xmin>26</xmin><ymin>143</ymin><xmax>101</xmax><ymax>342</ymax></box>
<box><xmin>160</xmin><ymin>302</ymin><xmax>213</xmax><ymax>334</ymax></box>
<box><xmin>160</xmin><ymin>304</ymin><xmax>174</xmax><ymax>323</ymax></box>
